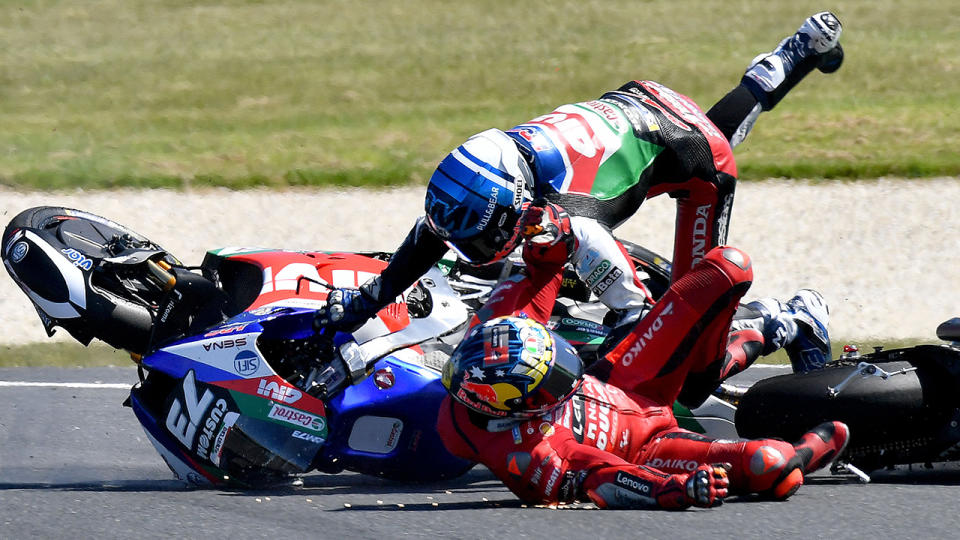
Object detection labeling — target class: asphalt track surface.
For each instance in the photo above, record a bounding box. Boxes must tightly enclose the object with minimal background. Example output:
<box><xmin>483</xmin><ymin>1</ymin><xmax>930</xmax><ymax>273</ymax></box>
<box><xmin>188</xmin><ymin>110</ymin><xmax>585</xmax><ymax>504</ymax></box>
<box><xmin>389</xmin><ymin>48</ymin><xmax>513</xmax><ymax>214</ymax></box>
<box><xmin>3</xmin><ymin>365</ymin><xmax>960</xmax><ymax>539</ymax></box>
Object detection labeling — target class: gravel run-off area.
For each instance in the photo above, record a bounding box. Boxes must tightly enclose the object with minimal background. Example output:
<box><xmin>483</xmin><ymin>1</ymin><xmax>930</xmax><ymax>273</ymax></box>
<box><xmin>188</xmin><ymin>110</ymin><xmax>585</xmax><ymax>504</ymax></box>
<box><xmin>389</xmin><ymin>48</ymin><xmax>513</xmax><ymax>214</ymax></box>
<box><xmin>1</xmin><ymin>178</ymin><xmax>958</xmax><ymax>346</ymax></box>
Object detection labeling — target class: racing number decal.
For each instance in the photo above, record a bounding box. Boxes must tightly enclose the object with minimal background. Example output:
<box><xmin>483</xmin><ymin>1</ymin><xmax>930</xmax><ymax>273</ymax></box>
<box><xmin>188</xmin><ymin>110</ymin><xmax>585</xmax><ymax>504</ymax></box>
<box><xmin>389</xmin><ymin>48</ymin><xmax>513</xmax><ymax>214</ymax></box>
<box><xmin>533</xmin><ymin>112</ymin><xmax>598</xmax><ymax>158</ymax></box>
<box><xmin>260</xmin><ymin>264</ymin><xmax>377</xmax><ymax>294</ymax></box>
<box><xmin>330</xmin><ymin>269</ymin><xmax>378</xmax><ymax>289</ymax></box>
<box><xmin>528</xmin><ymin>110</ymin><xmax>604</xmax><ymax>193</ymax></box>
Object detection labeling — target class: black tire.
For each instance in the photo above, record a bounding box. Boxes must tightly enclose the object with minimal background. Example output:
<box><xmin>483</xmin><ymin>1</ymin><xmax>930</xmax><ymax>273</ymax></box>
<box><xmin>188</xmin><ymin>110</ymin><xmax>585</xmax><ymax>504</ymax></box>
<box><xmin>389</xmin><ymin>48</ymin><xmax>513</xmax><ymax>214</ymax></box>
<box><xmin>3</xmin><ymin>206</ymin><xmax>181</xmax><ymax>353</ymax></box>
<box><xmin>618</xmin><ymin>239</ymin><xmax>672</xmax><ymax>301</ymax></box>
<box><xmin>4</xmin><ymin>206</ymin><xmax>176</xmax><ymax>263</ymax></box>
<box><xmin>736</xmin><ymin>345</ymin><xmax>960</xmax><ymax>471</ymax></box>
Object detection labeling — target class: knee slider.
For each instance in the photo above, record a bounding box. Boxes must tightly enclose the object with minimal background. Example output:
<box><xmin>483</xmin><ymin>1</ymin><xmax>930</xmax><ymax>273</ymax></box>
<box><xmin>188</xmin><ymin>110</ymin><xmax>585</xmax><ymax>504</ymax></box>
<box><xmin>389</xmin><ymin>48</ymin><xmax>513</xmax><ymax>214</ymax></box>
<box><xmin>702</xmin><ymin>246</ymin><xmax>752</xmax><ymax>285</ymax></box>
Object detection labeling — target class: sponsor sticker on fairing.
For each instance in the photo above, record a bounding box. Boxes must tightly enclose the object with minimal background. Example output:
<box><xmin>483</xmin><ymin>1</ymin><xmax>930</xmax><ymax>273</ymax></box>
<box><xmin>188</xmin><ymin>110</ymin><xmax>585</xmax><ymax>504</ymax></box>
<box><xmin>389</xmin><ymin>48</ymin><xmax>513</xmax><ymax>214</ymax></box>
<box><xmin>232</xmin><ymin>349</ymin><xmax>259</xmax><ymax>376</ymax></box>
<box><xmin>203</xmin><ymin>337</ymin><xmax>248</xmax><ymax>353</ymax></box>
<box><xmin>346</xmin><ymin>416</ymin><xmax>404</xmax><ymax>454</ymax></box>
<box><xmin>209</xmin><ymin>412</ymin><xmax>239</xmax><ymax>467</ymax></box>
<box><xmin>257</xmin><ymin>378</ymin><xmax>302</xmax><ymax>404</ymax></box>
<box><xmin>204</xmin><ymin>323</ymin><xmax>250</xmax><ymax>338</ymax></box>
<box><xmin>560</xmin><ymin>317</ymin><xmax>604</xmax><ymax>332</ymax></box>
<box><xmin>195</xmin><ymin>399</ymin><xmax>228</xmax><ymax>461</ymax></box>
<box><xmin>165</xmin><ymin>370</ymin><xmax>218</xmax><ymax>449</ymax></box>
<box><xmin>292</xmin><ymin>430</ymin><xmax>325</xmax><ymax>445</ymax></box>
<box><xmin>268</xmin><ymin>402</ymin><xmax>326</xmax><ymax>433</ymax></box>
<box><xmin>60</xmin><ymin>248</ymin><xmax>93</xmax><ymax>270</ymax></box>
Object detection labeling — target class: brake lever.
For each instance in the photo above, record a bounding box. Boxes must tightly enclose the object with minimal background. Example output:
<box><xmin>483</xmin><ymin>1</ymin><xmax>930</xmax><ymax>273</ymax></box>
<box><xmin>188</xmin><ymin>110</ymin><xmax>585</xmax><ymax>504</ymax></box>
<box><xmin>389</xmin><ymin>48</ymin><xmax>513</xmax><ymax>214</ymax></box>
<box><xmin>827</xmin><ymin>362</ymin><xmax>918</xmax><ymax>398</ymax></box>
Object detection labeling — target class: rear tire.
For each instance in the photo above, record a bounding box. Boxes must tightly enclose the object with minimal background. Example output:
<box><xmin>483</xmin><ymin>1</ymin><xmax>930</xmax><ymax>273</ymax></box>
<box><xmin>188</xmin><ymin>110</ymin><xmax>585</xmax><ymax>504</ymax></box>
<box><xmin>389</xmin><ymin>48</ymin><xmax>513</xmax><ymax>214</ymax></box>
<box><xmin>736</xmin><ymin>346</ymin><xmax>960</xmax><ymax>471</ymax></box>
<box><xmin>3</xmin><ymin>206</ymin><xmax>182</xmax><ymax>353</ymax></box>
<box><xmin>4</xmin><ymin>206</ymin><xmax>178</xmax><ymax>268</ymax></box>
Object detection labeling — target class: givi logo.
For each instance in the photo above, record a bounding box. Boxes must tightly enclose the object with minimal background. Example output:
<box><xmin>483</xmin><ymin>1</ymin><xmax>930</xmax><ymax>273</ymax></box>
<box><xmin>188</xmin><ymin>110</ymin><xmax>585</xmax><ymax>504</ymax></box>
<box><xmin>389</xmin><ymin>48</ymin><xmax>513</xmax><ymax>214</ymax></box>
<box><xmin>257</xmin><ymin>378</ymin><xmax>302</xmax><ymax>404</ymax></box>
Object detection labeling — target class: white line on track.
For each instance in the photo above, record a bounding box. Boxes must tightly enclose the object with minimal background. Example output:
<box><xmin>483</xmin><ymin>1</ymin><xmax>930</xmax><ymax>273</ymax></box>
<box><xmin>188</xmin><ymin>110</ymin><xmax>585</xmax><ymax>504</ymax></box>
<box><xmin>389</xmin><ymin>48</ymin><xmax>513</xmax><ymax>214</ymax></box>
<box><xmin>0</xmin><ymin>381</ymin><xmax>130</xmax><ymax>389</ymax></box>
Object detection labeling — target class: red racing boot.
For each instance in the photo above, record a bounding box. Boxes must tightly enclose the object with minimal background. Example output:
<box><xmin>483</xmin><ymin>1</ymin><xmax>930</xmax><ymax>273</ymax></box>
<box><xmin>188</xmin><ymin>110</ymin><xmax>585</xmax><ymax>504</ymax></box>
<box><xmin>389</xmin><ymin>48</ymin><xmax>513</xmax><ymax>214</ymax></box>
<box><xmin>793</xmin><ymin>421</ymin><xmax>850</xmax><ymax>474</ymax></box>
<box><xmin>736</xmin><ymin>439</ymin><xmax>805</xmax><ymax>500</ymax></box>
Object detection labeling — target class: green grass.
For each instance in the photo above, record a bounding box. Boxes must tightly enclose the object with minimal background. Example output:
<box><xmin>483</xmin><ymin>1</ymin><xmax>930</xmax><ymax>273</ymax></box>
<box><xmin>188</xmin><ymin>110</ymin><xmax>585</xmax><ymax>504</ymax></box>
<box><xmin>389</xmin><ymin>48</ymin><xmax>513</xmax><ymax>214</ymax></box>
<box><xmin>762</xmin><ymin>338</ymin><xmax>932</xmax><ymax>368</ymax></box>
<box><xmin>0</xmin><ymin>0</ymin><xmax>957</xmax><ymax>190</ymax></box>
<box><xmin>0</xmin><ymin>342</ymin><xmax>130</xmax><ymax>368</ymax></box>
<box><xmin>0</xmin><ymin>337</ymin><xmax>934</xmax><ymax>369</ymax></box>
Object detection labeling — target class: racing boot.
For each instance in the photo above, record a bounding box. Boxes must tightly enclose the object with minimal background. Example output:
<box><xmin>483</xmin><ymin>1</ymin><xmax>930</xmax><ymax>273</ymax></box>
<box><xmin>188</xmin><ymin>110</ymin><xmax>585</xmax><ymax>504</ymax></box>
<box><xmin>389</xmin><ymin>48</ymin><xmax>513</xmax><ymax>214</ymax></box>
<box><xmin>732</xmin><ymin>289</ymin><xmax>831</xmax><ymax>373</ymax></box>
<box><xmin>783</xmin><ymin>289</ymin><xmax>832</xmax><ymax>373</ymax></box>
<box><xmin>793</xmin><ymin>421</ymin><xmax>850</xmax><ymax>474</ymax></box>
<box><xmin>738</xmin><ymin>439</ymin><xmax>805</xmax><ymax>500</ymax></box>
<box><xmin>742</xmin><ymin>11</ymin><xmax>844</xmax><ymax>110</ymax></box>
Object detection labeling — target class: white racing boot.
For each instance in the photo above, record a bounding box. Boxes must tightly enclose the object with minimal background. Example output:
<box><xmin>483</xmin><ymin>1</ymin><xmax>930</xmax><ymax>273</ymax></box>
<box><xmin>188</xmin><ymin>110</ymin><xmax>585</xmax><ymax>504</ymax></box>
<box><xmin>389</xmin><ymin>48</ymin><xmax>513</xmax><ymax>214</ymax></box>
<box><xmin>742</xmin><ymin>11</ymin><xmax>844</xmax><ymax>110</ymax></box>
<box><xmin>734</xmin><ymin>289</ymin><xmax>831</xmax><ymax>373</ymax></box>
<box><xmin>782</xmin><ymin>289</ymin><xmax>832</xmax><ymax>373</ymax></box>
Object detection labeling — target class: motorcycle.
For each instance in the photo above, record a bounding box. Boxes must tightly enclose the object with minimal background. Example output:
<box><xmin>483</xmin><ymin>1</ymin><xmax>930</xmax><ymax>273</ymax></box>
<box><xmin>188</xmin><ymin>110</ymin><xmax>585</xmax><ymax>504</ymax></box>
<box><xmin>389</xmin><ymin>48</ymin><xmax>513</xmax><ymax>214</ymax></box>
<box><xmin>1</xmin><ymin>205</ymin><xmax>673</xmax><ymax>488</ymax></box>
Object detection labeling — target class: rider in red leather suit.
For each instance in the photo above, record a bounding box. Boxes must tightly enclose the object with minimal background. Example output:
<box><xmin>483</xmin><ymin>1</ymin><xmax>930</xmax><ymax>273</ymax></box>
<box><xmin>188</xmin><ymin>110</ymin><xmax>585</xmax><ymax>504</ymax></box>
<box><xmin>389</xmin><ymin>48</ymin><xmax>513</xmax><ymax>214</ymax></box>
<box><xmin>436</xmin><ymin>206</ymin><xmax>847</xmax><ymax>509</ymax></box>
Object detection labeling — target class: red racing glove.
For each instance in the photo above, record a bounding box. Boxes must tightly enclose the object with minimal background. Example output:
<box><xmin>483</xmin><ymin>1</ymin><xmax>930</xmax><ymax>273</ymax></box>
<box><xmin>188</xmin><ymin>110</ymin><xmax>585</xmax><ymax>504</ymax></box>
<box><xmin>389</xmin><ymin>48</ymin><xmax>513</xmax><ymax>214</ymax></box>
<box><xmin>579</xmin><ymin>462</ymin><xmax>729</xmax><ymax>510</ymax></box>
<box><xmin>520</xmin><ymin>201</ymin><xmax>577</xmax><ymax>266</ymax></box>
<box><xmin>661</xmin><ymin>463</ymin><xmax>730</xmax><ymax>509</ymax></box>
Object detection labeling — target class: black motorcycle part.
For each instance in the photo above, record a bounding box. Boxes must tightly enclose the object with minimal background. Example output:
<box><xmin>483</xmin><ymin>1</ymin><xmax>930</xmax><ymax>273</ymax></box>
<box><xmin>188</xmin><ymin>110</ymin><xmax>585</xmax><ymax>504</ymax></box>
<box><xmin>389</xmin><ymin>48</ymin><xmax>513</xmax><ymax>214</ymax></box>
<box><xmin>619</xmin><ymin>239</ymin><xmax>672</xmax><ymax>301</ymax></box>
<box><xmin>2</xmin><ymin>206</ymin><xmax>231</xmax><ymax>354</ymax></box>
<box><xmin>937</xmin><ymin>318</ymin><xmax>960</xmax><ymax>342</ymax></box>
<box><xmin>200</xmin><ymin>253</ymin><xmax>264</xmax><ymax>313</ymax></box>
<box><xmin>736</xmin><ymin>345</ymin><xmax>960</xmax><ymax>471</ymax></box>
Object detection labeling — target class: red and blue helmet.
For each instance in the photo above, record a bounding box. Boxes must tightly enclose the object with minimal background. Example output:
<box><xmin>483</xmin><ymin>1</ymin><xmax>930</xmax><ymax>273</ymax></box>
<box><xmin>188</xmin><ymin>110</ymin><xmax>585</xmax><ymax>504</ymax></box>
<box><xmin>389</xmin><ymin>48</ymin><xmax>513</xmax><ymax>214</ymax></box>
<box><xmin>424</xmin><ymin>129</ymin><xmax>532</xmax><ymax>265</ymax></box>
<box><xmin>442</xmin><ymin>316</ymin><xmax>584</xmax><ymax>419</ymax></box>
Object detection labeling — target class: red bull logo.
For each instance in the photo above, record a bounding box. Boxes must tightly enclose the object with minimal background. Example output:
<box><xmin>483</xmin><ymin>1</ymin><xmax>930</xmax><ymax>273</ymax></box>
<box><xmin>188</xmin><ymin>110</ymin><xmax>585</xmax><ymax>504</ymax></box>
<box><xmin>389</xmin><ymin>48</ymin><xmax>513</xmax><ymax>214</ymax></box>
<box><xmin>460</xmin><ymin>373</ymin><xmax>522</xmax><ymax>412</ymax></box>
<box><xmin>461</xmin><ymin>380</ymin><xmax>499</xmax><ymax>404</ymax></box>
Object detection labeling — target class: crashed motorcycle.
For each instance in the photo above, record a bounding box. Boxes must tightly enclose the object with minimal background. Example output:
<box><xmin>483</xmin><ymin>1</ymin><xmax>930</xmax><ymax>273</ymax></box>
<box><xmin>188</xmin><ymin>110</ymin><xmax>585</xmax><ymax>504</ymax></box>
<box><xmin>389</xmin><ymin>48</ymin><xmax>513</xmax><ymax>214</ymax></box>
<box><xmin>2</xmin><ymin>205</ymin><xmax>675</xmax><ymax>487</ymax></box>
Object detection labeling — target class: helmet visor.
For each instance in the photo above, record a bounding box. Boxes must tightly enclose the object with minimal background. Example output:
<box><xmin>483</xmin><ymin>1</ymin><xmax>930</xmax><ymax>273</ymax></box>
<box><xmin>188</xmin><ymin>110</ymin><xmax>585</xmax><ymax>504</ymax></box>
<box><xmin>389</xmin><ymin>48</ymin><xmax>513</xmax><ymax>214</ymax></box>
<box><xmin>444</xmin><ymin>205</ymin><xmax>521</xmax><ymax>265</ymax></box>
<box><xmin>524</xmin><ymin>334</ymin><xmax>584</xmax><ymax>414</ymax></box>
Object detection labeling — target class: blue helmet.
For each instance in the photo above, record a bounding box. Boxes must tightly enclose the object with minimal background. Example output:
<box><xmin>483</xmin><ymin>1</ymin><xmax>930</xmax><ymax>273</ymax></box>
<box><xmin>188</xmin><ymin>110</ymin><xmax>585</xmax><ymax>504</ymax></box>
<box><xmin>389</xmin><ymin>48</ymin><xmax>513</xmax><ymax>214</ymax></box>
<box><xmin>425</xmin><ymin>129</ymin><xmax>532</xmax><ymax>265</ymax></box>
<box><xmin>442</xmin><ymin>316</ymin><xmax>584</xmax><ymax>419</ymax></box>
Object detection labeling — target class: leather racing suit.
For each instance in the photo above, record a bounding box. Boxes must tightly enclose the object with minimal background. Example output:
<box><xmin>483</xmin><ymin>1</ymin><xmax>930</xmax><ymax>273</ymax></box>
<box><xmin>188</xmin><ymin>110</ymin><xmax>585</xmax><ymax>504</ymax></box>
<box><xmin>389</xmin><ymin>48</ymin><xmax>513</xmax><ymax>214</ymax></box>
<box><xmin>436</xmin><ymin>244</ymin><xmax>806</xmax><ymax>508</ymax></box>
